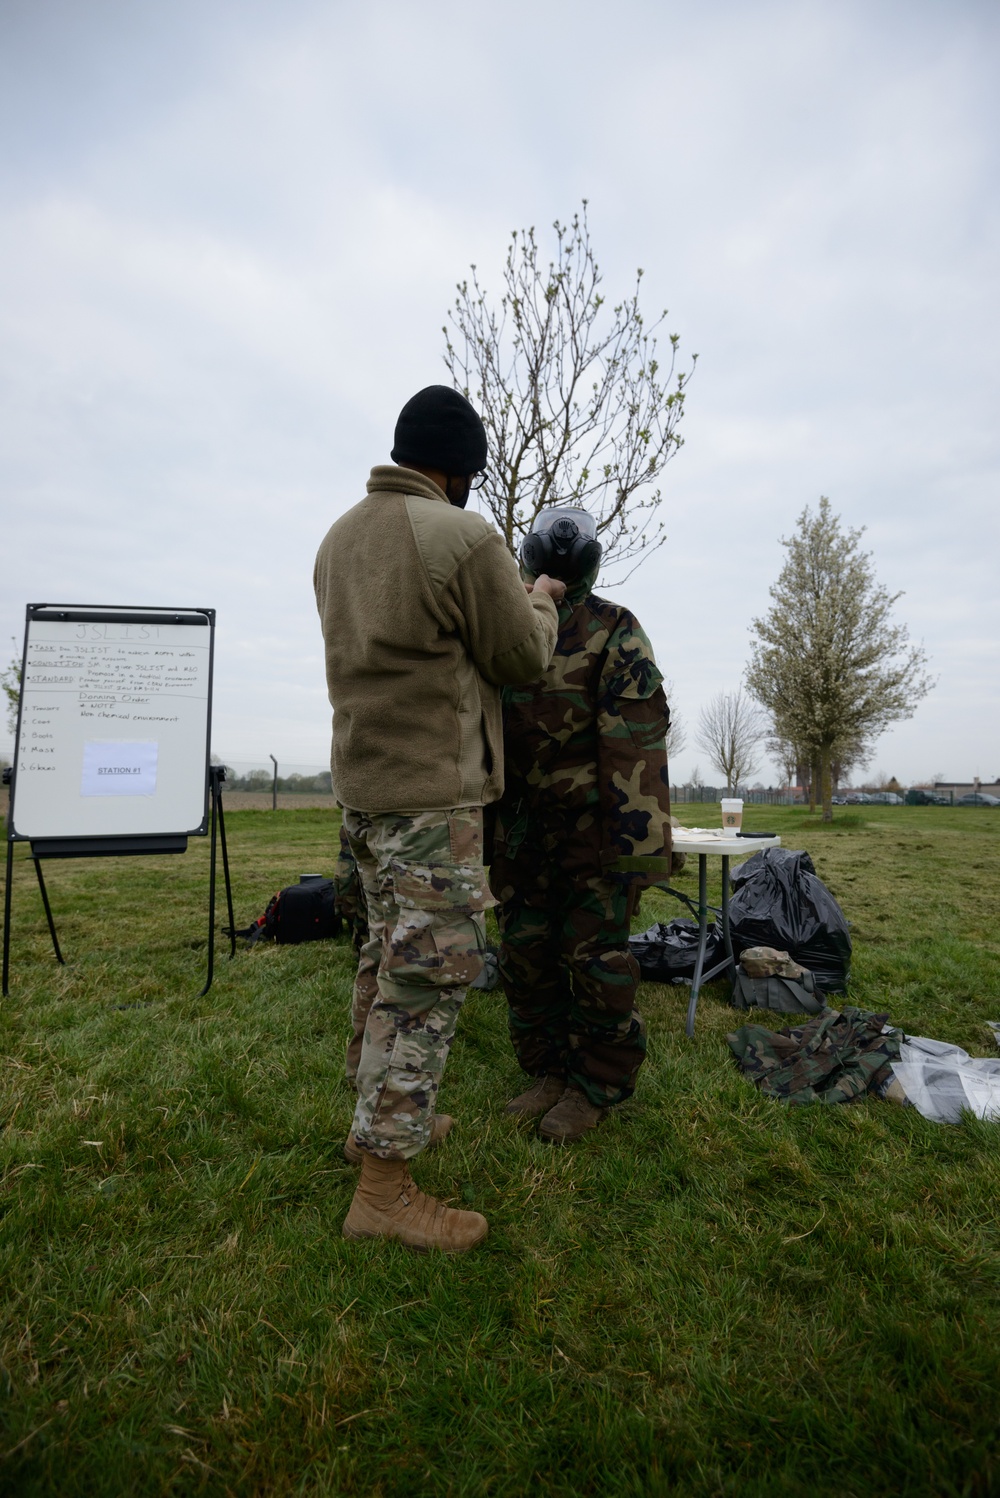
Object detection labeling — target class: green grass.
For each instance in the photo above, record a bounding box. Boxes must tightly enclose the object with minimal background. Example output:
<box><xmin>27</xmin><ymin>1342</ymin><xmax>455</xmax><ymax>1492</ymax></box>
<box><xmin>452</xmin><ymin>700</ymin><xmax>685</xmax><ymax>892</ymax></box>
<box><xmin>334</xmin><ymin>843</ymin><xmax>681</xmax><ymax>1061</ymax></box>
<box><xmin>2</xmin><ymin>806</ymin><xmax>999</xmax><ymax>1496</ymax></box>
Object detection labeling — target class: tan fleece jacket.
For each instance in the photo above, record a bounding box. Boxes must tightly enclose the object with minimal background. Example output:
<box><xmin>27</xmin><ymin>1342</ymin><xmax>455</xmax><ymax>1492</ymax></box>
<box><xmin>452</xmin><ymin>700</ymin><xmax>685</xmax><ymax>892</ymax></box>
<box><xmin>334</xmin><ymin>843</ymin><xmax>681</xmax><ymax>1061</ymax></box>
<box><xmin>314</xmin><ymin>466</ymin><xmax>558</xmax><ymax>813</ymax></box>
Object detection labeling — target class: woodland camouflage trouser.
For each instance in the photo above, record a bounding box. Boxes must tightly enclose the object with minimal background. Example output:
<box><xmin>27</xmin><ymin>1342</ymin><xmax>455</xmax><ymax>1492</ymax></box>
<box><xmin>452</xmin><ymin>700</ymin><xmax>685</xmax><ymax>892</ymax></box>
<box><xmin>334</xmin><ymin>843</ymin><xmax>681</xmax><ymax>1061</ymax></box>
<box><xmin>342</xmin><ymin>806</ymin><xmax>487</xmax><ymax>1160</ymax></box>
<box><xmin>491</xmin><ymin>852</ymin><xmax>646</xmax><ymax>1108</ymax></box>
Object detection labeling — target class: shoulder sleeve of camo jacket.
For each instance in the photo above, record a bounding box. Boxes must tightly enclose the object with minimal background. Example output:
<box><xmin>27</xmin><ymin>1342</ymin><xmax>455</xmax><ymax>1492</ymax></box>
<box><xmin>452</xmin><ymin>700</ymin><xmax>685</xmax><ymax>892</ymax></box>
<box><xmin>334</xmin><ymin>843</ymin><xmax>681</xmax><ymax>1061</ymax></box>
<box><xmin>596</xmin><ymin>612</ymin><xmax>673</xmax><ymax>877</ymax></box>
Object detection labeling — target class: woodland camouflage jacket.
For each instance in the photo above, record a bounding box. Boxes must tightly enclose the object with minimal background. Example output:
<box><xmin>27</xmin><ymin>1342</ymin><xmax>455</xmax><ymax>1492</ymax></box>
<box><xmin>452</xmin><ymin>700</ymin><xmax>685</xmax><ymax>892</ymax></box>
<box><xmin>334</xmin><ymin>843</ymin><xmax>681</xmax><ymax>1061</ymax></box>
<box><xmin>497</xmin><ymin>575</ymin><xmax>672</xmax><ymax>886</ymax></box>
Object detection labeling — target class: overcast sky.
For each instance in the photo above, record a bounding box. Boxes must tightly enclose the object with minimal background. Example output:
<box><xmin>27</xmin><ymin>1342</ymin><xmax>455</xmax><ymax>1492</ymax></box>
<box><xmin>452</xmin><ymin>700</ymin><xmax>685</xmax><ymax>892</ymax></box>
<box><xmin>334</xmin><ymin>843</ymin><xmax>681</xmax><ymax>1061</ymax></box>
<box><xmin>2</xmin><ymin>0</ymin><xmax>997</xmax><ymax>786</ymax></box>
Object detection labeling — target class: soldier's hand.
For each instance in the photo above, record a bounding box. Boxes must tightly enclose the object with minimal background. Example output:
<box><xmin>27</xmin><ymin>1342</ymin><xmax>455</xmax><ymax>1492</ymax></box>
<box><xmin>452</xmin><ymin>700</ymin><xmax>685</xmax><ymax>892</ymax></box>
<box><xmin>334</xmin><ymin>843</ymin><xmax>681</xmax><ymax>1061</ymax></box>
<box><xmin>529</xmin><ymin>573</ymin><xmax>567</xmax><ymax>603</ymax></box>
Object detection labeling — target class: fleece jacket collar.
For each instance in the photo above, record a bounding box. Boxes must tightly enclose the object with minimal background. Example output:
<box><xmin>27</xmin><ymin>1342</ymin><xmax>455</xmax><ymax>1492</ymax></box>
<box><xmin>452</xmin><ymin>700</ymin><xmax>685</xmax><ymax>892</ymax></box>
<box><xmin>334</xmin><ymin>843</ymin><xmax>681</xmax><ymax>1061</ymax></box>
<box><xmin>367</xmin><ymin>465</ymin><xmax>450</xmax><ymax>505</ymax></box>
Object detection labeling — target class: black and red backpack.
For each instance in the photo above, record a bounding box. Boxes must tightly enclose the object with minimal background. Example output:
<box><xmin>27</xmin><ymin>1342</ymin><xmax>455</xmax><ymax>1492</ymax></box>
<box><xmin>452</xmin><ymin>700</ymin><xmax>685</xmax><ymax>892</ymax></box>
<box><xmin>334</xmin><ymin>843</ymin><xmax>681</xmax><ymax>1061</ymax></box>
<box><xmin>227</xmin><ymin>875</ymin><xmax>342</xmax><ymax>946</ymax></box>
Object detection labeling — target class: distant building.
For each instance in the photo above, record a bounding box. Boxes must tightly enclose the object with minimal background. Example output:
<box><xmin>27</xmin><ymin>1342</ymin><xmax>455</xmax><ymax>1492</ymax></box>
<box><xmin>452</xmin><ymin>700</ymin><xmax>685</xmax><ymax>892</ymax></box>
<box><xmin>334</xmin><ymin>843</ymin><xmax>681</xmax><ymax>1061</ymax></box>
<box><xmin>931</xmin><ymin>778</ymin><xmax>1000</xmax><ymax>802</ymax></box>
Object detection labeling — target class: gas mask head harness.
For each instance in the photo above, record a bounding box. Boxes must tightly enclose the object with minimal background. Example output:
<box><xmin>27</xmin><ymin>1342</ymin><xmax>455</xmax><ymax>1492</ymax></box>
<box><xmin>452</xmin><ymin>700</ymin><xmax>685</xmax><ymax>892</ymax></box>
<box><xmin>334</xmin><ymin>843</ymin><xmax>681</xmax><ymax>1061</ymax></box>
<box><xmin>520</xmin><ymin>507</ymin><xmax>602</xmax><ymax>584</ymax></box>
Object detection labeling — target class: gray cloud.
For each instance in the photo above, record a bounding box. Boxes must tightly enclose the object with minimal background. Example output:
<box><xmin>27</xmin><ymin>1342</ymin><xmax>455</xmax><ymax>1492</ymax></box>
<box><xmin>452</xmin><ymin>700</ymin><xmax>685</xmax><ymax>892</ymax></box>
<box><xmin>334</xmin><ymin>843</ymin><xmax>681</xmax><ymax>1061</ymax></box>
<box><xmin>1</xmin><ymin>0</ymin><xmax>997</xmax><ymax>783</ymax></box>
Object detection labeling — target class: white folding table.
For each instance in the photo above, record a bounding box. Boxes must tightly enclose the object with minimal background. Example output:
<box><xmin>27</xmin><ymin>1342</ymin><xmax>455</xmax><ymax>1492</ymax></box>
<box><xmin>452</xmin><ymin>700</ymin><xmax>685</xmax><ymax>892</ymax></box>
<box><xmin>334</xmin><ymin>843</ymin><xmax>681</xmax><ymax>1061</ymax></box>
<box><xmin>659</xmin><ymin>830</ymin><xmax>782</xmax><ymax>1037</ymax></box>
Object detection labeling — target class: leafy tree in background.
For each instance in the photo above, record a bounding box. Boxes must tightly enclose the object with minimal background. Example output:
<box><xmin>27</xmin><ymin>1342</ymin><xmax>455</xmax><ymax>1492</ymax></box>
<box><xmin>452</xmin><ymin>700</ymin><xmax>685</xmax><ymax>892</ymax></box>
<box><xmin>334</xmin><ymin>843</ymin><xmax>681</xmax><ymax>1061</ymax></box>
<box><xmin>695</xmin><ymin>687</ymin><xmax>768</xmax><ymax>791</ymax></box>
<box><xmin>443</xmin><ymin>203</ymin><xmax>695</xmax><ymax>576</ymax></box>
<box><xmin>2</xmin><ymin>638</ymin><xmax>21</xmax><ymax>738</ymax></box>
<box><xmin>746</xmin><ymin>498</ymin><xmax>933</xmax><ymax>822</ymax></box>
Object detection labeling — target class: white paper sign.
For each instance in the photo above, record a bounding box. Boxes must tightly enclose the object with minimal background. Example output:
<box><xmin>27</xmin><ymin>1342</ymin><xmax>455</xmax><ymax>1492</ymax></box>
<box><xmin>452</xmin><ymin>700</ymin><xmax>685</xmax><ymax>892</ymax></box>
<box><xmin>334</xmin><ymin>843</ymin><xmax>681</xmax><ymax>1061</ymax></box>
<box><xmin>81</xmin><ymin>740</ymin><xmax>159</xmax><ymax>797</ymax></box>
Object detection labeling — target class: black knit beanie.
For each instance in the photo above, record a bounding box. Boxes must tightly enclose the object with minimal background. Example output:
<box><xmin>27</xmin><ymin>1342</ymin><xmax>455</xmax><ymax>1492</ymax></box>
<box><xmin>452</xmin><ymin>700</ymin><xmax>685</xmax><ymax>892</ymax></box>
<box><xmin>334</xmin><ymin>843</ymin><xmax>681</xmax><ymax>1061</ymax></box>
<box><xmin>391</xmin><ymin>385</ymin><xmax>488</xmax><ymax>474</ymax></box>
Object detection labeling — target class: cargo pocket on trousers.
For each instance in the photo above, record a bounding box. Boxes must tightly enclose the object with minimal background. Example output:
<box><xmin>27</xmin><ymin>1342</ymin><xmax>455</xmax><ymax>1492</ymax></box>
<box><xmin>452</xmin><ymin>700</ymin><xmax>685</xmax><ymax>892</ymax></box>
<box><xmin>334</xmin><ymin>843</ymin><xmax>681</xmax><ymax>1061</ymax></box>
<box><xmin>385</xmin><ymin>901</ymin><xmax>487</xmax><ymax>989</ymax></box>
<box><xmin>390</xmin><ymin>851</ymin><xmax>488</xmax><ymax>918</ymax></box>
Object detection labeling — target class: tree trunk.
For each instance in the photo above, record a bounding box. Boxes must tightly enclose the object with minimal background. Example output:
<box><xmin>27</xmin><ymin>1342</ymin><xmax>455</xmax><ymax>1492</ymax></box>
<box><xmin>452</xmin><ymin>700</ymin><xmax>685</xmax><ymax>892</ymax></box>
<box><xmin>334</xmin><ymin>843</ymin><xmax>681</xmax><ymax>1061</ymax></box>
<box><xmin>821</xmin><ymin>744</ymin><xmax>833</xmax><ymax>823</ymax></box>
<box><xmin>809</xmin><ymin>759</ymin><xmax>819</xmax><ymax>814</ymax></box>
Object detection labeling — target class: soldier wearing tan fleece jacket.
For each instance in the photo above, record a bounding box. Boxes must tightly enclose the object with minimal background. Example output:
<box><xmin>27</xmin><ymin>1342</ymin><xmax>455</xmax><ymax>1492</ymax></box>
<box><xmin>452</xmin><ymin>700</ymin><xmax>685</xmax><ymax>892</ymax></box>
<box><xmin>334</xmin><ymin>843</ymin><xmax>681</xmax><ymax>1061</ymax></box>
<box><xmin>314</xmin><ymin>464</ymin><xmax>559</xmax><ymax>813</ymax></box>
<box><xmin>314</xmin><ymin>384</ymin><xmax>561</xmax><ymax>1254</ymax></box>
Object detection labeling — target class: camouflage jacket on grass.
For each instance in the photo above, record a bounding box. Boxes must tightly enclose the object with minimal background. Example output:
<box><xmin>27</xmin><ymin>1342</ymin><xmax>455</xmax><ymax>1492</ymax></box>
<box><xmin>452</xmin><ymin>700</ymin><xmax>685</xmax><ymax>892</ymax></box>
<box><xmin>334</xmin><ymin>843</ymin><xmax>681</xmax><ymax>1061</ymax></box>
<box><xmin>727</xmin><ymin>1006</ymin><xmax>901</xmax><ymax>1104</ymax></box>
<box><xmin>496</xmin><ymin>574</ymin><xmax>672</xmax><ymax>886</ymax></box>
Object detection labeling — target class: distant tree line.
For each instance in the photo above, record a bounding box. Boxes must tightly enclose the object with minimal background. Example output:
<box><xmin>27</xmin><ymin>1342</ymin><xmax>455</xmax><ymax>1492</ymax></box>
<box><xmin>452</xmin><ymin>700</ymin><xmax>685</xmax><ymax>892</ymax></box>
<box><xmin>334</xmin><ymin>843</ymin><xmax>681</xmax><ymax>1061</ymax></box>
<box><xmin>222</xmin><ymin>768</ymin><xmax>333</xmax><ymax>795</ymax></box>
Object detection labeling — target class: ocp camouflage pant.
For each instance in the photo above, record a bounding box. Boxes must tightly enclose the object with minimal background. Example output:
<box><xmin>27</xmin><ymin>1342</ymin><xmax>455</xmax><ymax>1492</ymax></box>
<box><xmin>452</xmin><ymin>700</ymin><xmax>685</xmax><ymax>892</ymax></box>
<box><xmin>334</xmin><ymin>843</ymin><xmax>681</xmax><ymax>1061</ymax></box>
<box><xmin>491</xmin><ymin>852</ymin><xmax>646</xmax><ymax>1108</ymax></box>
<box><xmin>334</xmin><ymin>823</ymin><xmax>369</xmax><ymax>959</ymax></box>
<box><xmin>342</xmin><ymin>806</ymin><xmax>487</xmax><ymax>1160</ymax></box>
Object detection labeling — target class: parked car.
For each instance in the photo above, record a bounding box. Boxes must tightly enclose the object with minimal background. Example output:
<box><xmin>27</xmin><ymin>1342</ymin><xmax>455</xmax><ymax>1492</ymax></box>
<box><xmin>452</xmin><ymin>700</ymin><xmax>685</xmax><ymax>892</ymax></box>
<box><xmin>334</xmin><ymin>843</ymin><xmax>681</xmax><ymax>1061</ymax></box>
<box><xmin>869</xmin><ymin>792</ymin><xmax>903</xmax><ymax>805</ymax></box>
<box><xmin>955</xmin><ymin>793</ymin><xmax>1000</xmax><ymax>807</ymax></box>
<box><xmin>846</xmin><ymin>793</ymin><xmax>872</xmax><ymax>805</ymax></box>
<box><xmin>906</xmin><ymin>789</ymin><xmax>949</xmax><ymax>806</ymax></box>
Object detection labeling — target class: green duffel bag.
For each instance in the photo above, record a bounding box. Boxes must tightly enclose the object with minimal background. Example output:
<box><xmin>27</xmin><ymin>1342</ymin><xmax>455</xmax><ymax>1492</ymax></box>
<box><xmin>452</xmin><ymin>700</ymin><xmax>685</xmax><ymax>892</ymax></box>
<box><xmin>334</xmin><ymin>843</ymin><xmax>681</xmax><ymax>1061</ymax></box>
<box><xmin>731</xmin><ymin>946</ymin><xmax>825</xmax><ymax>1015</ymax></box>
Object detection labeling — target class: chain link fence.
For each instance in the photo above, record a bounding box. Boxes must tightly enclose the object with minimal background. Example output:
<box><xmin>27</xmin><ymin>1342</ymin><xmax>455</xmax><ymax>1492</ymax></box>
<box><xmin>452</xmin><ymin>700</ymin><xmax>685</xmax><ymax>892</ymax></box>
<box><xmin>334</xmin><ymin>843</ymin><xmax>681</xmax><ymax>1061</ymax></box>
<box><xmin>670</xmin><ymin>785</ymin><xmax>800</xmax><ymax>805</ymax></box>
<box><xmin>218</xmin><ymin>760</ymin><xmax>332</xmax><ymax>794</ymax></box>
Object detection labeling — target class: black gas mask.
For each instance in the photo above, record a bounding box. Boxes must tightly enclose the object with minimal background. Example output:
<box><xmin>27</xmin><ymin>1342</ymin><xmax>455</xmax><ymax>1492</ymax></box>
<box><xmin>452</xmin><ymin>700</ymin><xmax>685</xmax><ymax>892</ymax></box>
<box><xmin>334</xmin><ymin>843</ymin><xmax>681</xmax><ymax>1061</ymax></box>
<box><xmin>520</xmin><ymin>507</ymin><xmax>602</xmax><ymax>584</ymax></box>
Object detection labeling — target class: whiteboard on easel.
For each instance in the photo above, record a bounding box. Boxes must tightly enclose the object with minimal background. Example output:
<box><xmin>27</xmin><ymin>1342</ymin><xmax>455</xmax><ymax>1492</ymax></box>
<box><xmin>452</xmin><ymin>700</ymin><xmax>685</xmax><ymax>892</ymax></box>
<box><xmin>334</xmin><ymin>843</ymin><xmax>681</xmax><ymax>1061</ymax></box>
<box><xmin>10</xmin><ymin>606</ymin><xmax>215</xmax><ymax>841</ymax></box>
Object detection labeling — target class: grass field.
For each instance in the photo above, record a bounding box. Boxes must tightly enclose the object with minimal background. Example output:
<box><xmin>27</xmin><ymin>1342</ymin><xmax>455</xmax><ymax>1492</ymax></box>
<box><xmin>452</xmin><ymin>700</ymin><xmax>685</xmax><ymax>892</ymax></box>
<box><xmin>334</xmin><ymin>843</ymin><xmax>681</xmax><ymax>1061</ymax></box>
<box><xmin>1</xmin><ymin>805</ymin><xmax>999</xmax><ymax>1496</ymax></box>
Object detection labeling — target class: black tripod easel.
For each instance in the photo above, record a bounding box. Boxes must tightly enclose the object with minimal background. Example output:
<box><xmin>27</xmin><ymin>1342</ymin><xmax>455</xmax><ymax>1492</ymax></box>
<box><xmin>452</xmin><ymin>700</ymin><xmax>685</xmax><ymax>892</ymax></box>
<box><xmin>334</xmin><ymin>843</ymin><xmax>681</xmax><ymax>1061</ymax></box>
<box><xmin>2</xmin><ymin>765</ymin><xmax>236</xmax><ymax>999</ymax></box>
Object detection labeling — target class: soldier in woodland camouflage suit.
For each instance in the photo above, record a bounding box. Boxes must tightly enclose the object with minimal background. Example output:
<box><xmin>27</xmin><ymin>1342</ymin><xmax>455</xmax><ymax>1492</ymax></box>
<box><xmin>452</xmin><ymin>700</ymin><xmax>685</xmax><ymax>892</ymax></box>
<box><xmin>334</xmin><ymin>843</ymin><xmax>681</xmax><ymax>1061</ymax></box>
<box><xmin>490</xmin><ymin>507</ymin><xmax>673</xmax><ymax>1143</ymax></box>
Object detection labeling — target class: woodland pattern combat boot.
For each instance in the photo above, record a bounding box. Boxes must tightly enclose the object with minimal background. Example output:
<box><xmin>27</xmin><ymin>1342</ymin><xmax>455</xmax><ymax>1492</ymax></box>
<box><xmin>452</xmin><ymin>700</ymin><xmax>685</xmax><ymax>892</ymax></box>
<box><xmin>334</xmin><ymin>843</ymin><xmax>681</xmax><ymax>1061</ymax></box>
<box><xmin>503</xmin><ymin>1073</ymin><xmax>566</xmax><ymax>1118</ymax></box>
<box><xmin>538</xmin><ymin>1085</ymin><xmax>607</xmax><ymax>1144</ymax></box>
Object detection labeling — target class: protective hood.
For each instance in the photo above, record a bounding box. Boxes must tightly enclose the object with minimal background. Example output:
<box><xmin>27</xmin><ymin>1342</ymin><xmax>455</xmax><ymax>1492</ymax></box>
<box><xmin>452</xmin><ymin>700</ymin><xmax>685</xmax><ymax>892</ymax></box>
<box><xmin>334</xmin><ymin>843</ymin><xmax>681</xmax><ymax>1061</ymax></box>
<box><xmin>520</xmin><ymin>555</ymin><xmax>600</xmax><ymax>609</ymax></box>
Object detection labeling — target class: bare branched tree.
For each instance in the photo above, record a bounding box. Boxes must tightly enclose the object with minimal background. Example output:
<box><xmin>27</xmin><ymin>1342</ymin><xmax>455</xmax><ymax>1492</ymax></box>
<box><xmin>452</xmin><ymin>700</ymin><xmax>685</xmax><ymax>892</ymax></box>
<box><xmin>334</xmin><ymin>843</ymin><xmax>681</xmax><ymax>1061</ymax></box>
<box><xmin>767</xmin><ymin>728</ymin><xmax>869</xmax><ymax>804</ymax></box>
<box><xmin>662</xmin><ymin>678</ymin><xmax>686</xmax><ymax>761</ymax></box>
<box><xmin>695</xmin><ymin>688</ymin><xmax>768</xmax><ymax>791</ymax></box>
<box><xmin>766</xmin><ymin>733</ymin><xmax>801</xmax><ymax>789</ymax></box>
<box><xmin>746</xmin><ymin>498</ymin><xmax>933</xmax><ymax>822</ymax></box>
<box><xmin>831</xmin><ymin>734</ymin><xmax>870</xmax><ymax>789</ymax></box>
<box><xmin>443</xmin><ymin>203</ymin><xmax>695</xmax><ymax>577</ymax></box>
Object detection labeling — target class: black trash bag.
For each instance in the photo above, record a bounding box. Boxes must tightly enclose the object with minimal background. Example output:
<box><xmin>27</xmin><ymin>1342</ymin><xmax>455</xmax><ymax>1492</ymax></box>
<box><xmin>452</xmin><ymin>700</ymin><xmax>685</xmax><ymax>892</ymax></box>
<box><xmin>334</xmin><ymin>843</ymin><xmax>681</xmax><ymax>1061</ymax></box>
<box><xmin>728</xmin><ymin>847</ymin><xmax>851</xmax><ymax>994</ymax></box>
<box><xmin>629</xmin><ymin>918</ymin><xmax>722</xmax><ymax>983</ymax></box>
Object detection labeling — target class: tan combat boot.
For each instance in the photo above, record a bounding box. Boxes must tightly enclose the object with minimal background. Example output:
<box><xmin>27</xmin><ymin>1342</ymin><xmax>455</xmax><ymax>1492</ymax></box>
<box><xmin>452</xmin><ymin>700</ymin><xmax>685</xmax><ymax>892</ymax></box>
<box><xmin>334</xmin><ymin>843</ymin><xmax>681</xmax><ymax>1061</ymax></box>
<box><xmin>504</xmin><ymin>1073</ymin><xmax>565</xmax><ymax>1118</ymax></box>
<box><xmin>343</xmin><ymin>1113</ymin><xmax>453</xmax><ymax>1166</ymax></box>
<box><xmin>538</xmin><ymin>1085</ymin><xmax>607</xmax><ymax>1144</ymax></box>
<box><xmin>342</xmin><ymin>1154</ymin><xmax>488</xmax><ymax>1253</ymax></box>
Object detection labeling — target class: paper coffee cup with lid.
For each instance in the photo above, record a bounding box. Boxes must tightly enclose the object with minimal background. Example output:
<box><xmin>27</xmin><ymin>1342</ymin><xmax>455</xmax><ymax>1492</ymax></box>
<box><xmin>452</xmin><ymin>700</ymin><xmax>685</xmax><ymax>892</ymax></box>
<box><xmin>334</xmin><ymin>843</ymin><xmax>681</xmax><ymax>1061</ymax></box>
<box><xmin>721</xmin><ymin>798</ymin><xmax>743</xmax><ymax>833</ymax></box>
